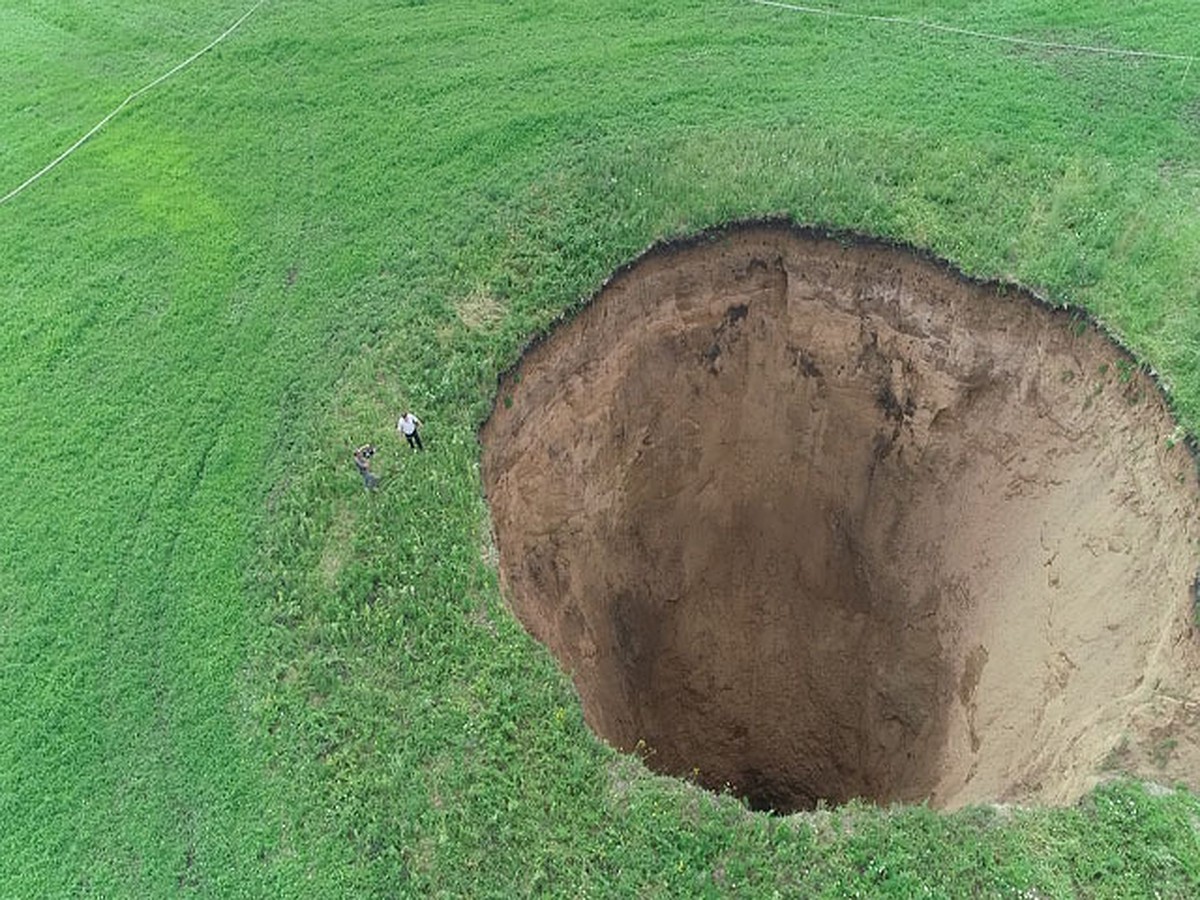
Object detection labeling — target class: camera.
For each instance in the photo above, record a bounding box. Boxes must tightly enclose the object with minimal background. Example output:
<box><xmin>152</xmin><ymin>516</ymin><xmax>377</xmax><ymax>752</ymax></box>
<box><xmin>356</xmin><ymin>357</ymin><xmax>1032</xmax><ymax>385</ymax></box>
<box><xmin>357</xmin><ymin>444</ymin><xmax>376</xmax><ymax>459</ymax></box>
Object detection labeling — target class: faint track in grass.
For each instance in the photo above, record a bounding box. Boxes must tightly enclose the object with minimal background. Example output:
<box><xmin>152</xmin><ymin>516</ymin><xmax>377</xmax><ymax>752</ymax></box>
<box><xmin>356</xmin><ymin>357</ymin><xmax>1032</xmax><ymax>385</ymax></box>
<box><xmin>748</xmin><ymin>0</ymin><xmax>1200</xmax><ymax>64</ymax></box>
<box><xmin>0</xmin><ymin>0</ymin><xmax>268</xmax><ymax>208</ymax></box>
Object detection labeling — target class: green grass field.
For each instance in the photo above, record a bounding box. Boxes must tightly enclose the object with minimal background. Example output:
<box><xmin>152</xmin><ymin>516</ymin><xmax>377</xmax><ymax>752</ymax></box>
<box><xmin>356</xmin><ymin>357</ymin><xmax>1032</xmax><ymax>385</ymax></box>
<box><xmin>3</xmin><ymin>0</ymin><xmax>1200</xmax><ymax>895</ymax></box>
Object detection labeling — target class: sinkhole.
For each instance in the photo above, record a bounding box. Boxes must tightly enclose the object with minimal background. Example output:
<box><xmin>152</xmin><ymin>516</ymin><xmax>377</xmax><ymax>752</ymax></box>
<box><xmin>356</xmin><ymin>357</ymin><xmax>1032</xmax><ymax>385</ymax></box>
<box><xmin>480</xmin><ymin>223</ymin><xmax>1200</xmax><ymax>813</ymax></box>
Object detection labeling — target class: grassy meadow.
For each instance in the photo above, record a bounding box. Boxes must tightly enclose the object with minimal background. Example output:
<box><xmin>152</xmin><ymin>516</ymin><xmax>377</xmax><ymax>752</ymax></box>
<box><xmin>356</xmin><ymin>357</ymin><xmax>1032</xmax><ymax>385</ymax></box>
<box><xmin>3</xmin><ymin>0</ymin><xmax>1200</xmax><ymax>895</ymax></box>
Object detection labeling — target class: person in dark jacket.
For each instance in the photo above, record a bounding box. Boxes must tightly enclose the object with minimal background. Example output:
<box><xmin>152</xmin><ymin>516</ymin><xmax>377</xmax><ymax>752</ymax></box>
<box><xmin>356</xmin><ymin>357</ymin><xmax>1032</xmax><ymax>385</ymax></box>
<box><xmin>353</xmin><ymin>444</ymin><xmax>379</xmax><ymax>490</ymax></box>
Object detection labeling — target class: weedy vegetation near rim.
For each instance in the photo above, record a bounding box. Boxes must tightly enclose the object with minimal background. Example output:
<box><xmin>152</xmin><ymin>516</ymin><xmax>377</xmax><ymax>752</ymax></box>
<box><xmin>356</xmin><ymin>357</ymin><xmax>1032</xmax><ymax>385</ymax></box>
<box><xmin>2</xmin><ymin>0</ymin><xmax>1200</xmax><ymax>896</ymax></box>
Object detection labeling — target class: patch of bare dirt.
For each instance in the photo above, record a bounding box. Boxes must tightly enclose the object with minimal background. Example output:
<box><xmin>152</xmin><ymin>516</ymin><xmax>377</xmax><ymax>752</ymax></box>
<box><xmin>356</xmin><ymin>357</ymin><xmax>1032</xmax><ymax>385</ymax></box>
<box><xmin>480</xmin><ymin>222</ymin><xmax>1200</xmax><ymax>812</ymax></box>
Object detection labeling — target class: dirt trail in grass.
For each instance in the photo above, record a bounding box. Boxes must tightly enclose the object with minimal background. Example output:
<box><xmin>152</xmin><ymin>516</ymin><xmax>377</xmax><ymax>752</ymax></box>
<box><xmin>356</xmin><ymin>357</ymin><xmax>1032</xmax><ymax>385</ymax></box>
<box><xmin>481</xmin><ymin>223</ymin><xmax>1200</xmax><ymax>812</ymax></box>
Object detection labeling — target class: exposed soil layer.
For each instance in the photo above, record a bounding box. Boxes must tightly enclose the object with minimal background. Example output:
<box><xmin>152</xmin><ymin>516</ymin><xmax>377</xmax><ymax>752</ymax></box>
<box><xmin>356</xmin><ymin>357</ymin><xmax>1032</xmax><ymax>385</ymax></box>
<box><xmin>480</xmin><ymin>223</ymin><xmax>1200</xmax><ymax>812</ymax></box>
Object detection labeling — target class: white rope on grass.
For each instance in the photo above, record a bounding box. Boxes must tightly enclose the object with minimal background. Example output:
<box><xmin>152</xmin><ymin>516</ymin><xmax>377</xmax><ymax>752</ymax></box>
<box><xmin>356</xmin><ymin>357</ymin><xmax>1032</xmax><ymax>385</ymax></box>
<box><xmin>748</xmin><ymin>0</ymin><xmax>1199</xmax><ymax>64</ymax></box>
<box><xmin>0</xmin><ymin>0</ymin><xmax>267</xmax><ymax>208</ymax></box>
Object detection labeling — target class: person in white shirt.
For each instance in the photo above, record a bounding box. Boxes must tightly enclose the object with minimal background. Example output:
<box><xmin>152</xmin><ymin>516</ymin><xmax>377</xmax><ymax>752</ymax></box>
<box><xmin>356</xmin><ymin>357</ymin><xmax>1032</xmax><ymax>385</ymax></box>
<box><xmin>397</xmin><ymin>411</ymin><xmax>424</xmax><ymax>451</ymax></box>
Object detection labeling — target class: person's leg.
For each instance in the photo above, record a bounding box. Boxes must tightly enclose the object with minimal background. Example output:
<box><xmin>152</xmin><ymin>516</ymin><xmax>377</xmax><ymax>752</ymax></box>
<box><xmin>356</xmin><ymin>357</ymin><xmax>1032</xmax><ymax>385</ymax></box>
<box><xmin>405</xmin><ymin>432</ymin><xmax>417</xmax><ymax>450</ymax></box>
<box><xmin>413</xmin><ymin>430</ymin><xmax>424</xmax><ymax>451</ymax></box>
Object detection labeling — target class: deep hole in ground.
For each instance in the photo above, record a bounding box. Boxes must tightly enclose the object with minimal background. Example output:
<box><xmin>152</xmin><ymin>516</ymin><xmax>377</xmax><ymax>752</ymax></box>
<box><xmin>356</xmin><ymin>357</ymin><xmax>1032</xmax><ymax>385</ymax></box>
<box><xmin>480</xmin><ymin>223</ymin><xmax>1200</xmax><ymax>813</ymax></box>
